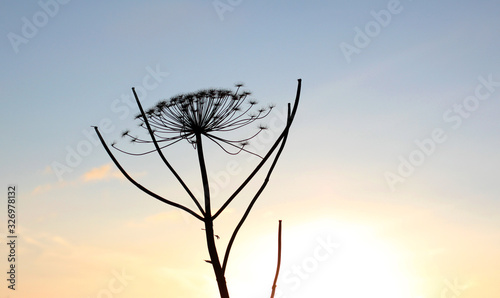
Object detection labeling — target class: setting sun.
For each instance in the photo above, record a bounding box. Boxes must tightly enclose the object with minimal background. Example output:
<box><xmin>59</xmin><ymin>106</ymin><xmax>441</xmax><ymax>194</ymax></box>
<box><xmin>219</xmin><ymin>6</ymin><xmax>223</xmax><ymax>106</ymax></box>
<box><xmin>227</xmin><ymin>219</ymin><xmax>415</xmax><ymax>298</ymax></box>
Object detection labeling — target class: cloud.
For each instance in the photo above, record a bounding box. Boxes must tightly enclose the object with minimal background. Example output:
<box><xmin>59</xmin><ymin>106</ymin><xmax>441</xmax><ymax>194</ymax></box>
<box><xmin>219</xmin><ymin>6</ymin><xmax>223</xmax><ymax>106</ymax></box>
<box><xmin>22</xmin><ymin>232</ymin><xmax>75</xmax><ymax>257</ymax></box>
<box><xmin>82</xmin><ymin>163</ymin><xmax>122</xmax><ymax>182</ymax></box>
<box><xmin>42</xmin><ymin>165</ymin><xmax>53</xmax><ymax>175</ymax></box>
<box><xmin>32</xmin><ymin>183</ymin><xmax>54</xmax><ymax>194</ymax></box>
<box><xmin>31</xmin><ymin>163</ymin><xmax>139</xmax><ymax>196</ymax></box>
<box><xmin>32</xmin><ymin>181</ymin><xmax>73</xmax><ymax>195</ymax></box>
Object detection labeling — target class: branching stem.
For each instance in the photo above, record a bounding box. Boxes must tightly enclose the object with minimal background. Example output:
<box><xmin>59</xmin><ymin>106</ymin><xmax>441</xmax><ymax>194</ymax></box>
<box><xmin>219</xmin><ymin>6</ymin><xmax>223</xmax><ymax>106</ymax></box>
<box><xmin>132</xmin><ymin>88</ymin><xmax>205</xmax><ymax>216</ymax></box>
<box><xmin>93</xmin><ymin>126</ymin><xmax>204</xmax><ymax>221</ymax></box>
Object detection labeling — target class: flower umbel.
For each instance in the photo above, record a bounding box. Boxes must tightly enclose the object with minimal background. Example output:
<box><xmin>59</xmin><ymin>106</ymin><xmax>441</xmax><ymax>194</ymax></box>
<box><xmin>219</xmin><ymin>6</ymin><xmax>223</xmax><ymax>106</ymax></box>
<box><xmin>114</xmin><ymin>84</ymin><xmax>273</xmax><ymax>157</ymax></box>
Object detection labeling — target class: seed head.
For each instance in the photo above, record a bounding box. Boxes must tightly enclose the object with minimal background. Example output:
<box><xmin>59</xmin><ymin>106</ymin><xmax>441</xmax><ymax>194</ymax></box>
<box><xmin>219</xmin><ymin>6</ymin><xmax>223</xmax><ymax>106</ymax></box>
<box><xmin>118</xmin><ymin>83</ymin><xmax>273</xmax><ymax>157</ymax></box>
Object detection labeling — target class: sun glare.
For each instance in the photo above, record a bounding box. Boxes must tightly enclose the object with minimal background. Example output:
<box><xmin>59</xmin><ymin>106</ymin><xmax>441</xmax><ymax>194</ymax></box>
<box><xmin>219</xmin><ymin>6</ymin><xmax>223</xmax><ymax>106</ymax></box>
<box><xmin>227</xmin><ymin>218</ymin><xmax>416</xmax><ymax>298</ymax></box>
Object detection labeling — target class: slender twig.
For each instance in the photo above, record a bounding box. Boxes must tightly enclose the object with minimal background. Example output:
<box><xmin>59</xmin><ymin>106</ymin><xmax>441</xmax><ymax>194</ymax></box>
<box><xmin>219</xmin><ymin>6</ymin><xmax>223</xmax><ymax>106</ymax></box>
<box><xmin>213</xmin><ymin>79</ymin><xmax>301</xmax><ymax>220</ymax></box>
<box><xmin>92</xmin><ymin>126</ymin><xmax>204</xmax><ymax>221</ymax></box>
<box><xmin>131</xmin><ymin>88</ymin><xmax>206</xmax><ymax>216</ymax></box>
<box><xmin>222</xmin><ymin>104</ymin><xmax>292</xmax><ymax>272</ymax></box>
<box><xmin>222</xmin><ymin>79</ymin><xmax>301</xmax><ymax>271</ymax></box>
<box><xmin>270</xmin><ymin>220</ymin><xmax>282</xmax><ymax>298</ymax></box>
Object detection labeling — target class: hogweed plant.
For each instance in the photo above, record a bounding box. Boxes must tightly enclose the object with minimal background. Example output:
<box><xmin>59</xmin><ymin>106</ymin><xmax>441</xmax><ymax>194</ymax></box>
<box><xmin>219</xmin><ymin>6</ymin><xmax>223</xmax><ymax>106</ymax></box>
<box><xmin>93</xmin><ymin>79</ymin><xmax>302</xmax><ymax>298</ymax></box>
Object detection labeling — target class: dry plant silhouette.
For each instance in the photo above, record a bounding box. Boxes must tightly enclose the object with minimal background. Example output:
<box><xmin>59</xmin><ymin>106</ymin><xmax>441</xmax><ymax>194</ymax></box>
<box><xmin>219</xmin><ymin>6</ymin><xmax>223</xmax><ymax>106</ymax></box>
<box><xmin>93</xmin><ymin>79</ymin><xmax>301</xmax><ymax>297</ymax></box>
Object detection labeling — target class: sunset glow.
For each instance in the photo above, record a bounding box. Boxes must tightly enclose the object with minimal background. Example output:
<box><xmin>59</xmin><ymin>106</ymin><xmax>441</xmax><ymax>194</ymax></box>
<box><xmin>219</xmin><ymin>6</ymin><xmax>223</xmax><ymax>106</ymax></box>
<box><xmin>2</xmin><ymin>1</ymin><xmax>499</xmax><ymax>297</ymax></box>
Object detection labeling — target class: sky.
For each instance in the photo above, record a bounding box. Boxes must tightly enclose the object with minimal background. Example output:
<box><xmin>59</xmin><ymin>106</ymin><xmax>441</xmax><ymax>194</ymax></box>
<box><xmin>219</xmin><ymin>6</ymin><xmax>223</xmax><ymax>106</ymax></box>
<box><xmin>1</xmin><ymin>0</ymin><xmax>499</xmax><ymax>297</ymax></box>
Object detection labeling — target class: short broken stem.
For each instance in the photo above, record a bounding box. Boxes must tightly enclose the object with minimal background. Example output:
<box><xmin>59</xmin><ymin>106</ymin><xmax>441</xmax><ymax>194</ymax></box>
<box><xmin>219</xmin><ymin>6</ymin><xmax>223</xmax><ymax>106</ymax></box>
<box><xmin>270</xmin><ymin>220</ymin><xmax>282</xmax><ymax>298</ymax></box>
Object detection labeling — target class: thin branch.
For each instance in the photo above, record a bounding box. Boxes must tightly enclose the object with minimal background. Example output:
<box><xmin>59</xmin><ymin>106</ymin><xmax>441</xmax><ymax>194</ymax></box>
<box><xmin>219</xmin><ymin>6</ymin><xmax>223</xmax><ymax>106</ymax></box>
<box><xmin>205</xmin><ymin>133</ymin><xmax>264</xmax><ymax>159</ymax></box>
<box><xmin>92</xmin><ymin>126</ymin><xmax>204</xmax><ymax>221</ymax></box>
<box><xmin>213</xmin><ymin>79</ymin><xmax>301</xmax><ymax>220</ymax></box>
<box><xmin>221</xmin><ymin>78</ymin><xmax>301</xmax><ymax>268</ymax></box>
<box><xmin>270</xmin><ymin>220</ymin><xmax>282</xmax><ymax>298</ymax></box>
<box><xmin>222</xmin><ymin>105</ymin><xmax>292</xmax><ymax>272</ymax></box>
<box><xmin>131</xmin><ymin>88</ymin><xmax>205</xmax><ymax>216</ymax></box>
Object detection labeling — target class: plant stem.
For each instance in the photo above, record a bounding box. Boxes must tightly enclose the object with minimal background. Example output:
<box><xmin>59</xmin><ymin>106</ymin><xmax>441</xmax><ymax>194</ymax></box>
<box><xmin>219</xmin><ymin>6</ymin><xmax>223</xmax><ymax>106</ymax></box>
<box><xmin>93</xmin><ymin>126</ymin><xmax>203</xmax><ymax>220</ymax></box>
<box><xmin>131</xmin><ymin>88</ymin><xmax>205</xmax><ymax>216</ymax></box>
<box><xmin>196</xmin><ymin>133</ymin><xmax>230</xmax><ymax>298</ymax></box>
<box><xmin>270</xmin><ymin>220</ymin><xmax>282</xmax><ymax>298</ymax></box>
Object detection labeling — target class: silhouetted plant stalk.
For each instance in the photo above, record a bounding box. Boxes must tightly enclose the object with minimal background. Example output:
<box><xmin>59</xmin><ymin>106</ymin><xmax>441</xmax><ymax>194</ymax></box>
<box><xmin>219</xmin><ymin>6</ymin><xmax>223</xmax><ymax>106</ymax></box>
<box><xmin>93</xmin><ymin>79</ymin><xmax>301</xmax><ymax>298</ymax></box>
<box><xmin>270</xmin><ymin>220</ymin><xmax>282</xmax><ymax>298</ymax></box>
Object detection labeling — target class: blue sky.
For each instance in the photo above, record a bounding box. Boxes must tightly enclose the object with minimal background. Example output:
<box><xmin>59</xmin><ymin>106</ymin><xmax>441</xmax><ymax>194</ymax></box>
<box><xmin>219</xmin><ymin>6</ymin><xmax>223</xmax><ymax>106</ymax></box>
<box><xmin>1</xmin><ymin>0</ymin><xmax>500</xmax><ymax>297</ymax></box>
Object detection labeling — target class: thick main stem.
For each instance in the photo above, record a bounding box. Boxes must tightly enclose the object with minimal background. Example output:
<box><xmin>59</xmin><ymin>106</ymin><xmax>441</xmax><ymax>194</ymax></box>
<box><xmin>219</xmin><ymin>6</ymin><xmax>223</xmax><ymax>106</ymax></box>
<box><xmin>196</xmin><ymin>133</ymin><xmax>230</xmax><ymax>298</ymax></box>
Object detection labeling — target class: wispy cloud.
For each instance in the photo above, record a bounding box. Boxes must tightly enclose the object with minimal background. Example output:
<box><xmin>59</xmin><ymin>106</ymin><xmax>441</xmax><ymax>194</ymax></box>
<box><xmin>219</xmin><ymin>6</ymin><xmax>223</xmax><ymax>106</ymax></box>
<box><xmin>32</xmin><ymin>181</ymin><xmax>74</xmax><ymax>195</ymax></box>
<box><xmin>82</xmin><ymin>163</ymin><xmax>122</xmax><ymax>182</ymax></box>
<box><xmin>42</xmin><ymin>165</ymin><xmax>53</xmax><ymax>175</ymax></box>
<box><xmin>31</xmin><ymin>163</ymin><xmax>124</xmax><ymax>195</ymax></box>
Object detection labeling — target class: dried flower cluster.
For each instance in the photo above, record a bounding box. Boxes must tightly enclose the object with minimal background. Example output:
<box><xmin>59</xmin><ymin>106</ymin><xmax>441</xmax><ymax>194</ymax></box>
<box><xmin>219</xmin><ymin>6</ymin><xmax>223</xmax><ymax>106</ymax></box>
<box><xmin>114</xmin><ymin>84</ymin><xmax>273</xmax><ymax>156</ymax></box>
